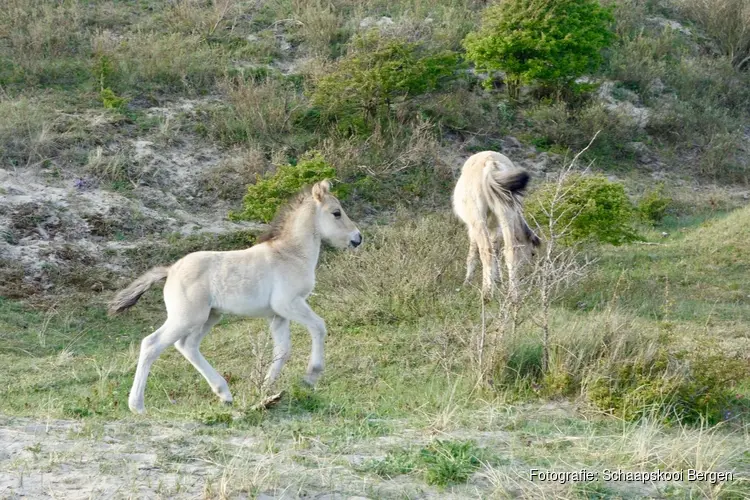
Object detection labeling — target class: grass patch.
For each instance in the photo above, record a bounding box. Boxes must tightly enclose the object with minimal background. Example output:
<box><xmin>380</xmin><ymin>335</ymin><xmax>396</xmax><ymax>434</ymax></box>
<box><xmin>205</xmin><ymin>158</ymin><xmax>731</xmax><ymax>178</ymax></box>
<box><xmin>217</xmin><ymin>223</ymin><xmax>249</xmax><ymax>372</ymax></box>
<box><xmin>2</xmin><ymin>209</ymin><xmax>749</xmax><ymax>428</ymax></box>
<box><xmin>359</xmin><ymin>439</ymin><xmax>490</xmax><ymax>487</ymax></box>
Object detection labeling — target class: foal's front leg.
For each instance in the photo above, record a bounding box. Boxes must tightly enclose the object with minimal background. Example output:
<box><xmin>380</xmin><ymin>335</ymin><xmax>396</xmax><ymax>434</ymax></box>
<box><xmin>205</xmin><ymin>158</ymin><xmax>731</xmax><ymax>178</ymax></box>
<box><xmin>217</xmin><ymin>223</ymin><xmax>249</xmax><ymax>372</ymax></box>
<box><xmin>273</xmin><ymin>297</ymin><xmax>327</xmax><ymax>386</ymax></box>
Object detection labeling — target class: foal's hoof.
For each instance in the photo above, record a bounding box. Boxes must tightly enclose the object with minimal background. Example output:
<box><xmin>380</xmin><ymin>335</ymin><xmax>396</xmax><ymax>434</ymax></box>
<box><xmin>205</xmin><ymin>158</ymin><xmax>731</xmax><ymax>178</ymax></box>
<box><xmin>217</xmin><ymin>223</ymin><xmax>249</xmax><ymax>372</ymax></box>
<box><xmin>129</xmin><ymin>403</ymin><xmax>146</xmax><ymax>415</ymax></box>
<box><xmin>303</xmin><ymin>365</ymin><xmax>323</xmax><ymax>386</ymax></box>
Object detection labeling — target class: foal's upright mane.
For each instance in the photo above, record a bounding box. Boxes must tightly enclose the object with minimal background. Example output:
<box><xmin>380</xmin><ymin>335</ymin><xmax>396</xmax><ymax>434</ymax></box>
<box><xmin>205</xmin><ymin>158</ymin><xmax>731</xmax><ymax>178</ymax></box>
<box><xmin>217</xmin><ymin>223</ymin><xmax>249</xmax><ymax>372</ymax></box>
<box><xmin>256</xmin><ymin>187</ymin><xmax>314</xmax><ymax>244</ymax></box>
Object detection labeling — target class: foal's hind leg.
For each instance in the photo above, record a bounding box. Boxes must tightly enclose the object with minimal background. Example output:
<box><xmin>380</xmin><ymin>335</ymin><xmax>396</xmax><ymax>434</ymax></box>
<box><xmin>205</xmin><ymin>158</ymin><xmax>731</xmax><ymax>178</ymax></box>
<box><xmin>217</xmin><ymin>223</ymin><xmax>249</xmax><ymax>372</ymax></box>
<box><xmin>173</xmin><ymin>310</ymin><xmax>233</xmax><ymax>405</ymax></box>
<box><xmin>263</xmin><ymin>315</ymin><xmax>291</xmax><ymax>388</ymax></box>
<box><xmin>129</xmin><ymin>319</ymin><xmax>200</xmax><ymax>414</ymax></box>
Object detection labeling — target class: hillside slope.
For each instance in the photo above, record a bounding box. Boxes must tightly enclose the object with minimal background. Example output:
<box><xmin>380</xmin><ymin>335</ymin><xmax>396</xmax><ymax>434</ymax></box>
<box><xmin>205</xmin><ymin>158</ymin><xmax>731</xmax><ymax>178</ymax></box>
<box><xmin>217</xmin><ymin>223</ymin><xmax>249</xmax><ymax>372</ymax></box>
<box><xmin>1</xmin><ymin>0</ymin><xmax>749</xmax><ymax>299</ymax></box>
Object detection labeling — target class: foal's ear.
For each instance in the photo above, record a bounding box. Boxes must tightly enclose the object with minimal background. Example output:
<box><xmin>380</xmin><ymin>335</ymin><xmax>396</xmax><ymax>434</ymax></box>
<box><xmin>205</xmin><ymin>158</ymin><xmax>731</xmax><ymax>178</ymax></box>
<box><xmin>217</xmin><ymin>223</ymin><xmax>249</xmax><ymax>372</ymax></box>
<box><xmin>312</xmin><ymin>179</ymin><xmax>331</xmax><ymax>202</ymax></box>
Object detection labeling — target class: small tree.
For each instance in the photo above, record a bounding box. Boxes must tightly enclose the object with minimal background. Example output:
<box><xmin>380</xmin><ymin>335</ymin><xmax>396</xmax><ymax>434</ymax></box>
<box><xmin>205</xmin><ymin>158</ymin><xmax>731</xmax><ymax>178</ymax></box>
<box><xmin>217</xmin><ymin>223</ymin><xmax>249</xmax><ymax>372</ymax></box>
<box><xmin>311</xmin><ymin>31</ymin><xmax>459</xmax><ymax>133</ymax></box>
<box><xmin>463</xmin><ymin>0</ymin><xmax>614</xmax><ymax>99</ymax></box>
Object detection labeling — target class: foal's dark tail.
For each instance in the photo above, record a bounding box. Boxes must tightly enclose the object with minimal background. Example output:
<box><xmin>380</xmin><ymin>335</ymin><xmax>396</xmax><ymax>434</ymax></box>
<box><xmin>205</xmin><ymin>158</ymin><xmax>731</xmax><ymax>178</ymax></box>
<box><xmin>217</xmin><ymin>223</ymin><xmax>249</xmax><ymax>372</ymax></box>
<box><xmin>481</xmin><ymin>160</ymin><xmax>541</xmax><ymax>248</ymax></box>
<box><xmin>108</xmin><ymin>266</ymin><xmax>170</xmax><ymax>316</ymax></box>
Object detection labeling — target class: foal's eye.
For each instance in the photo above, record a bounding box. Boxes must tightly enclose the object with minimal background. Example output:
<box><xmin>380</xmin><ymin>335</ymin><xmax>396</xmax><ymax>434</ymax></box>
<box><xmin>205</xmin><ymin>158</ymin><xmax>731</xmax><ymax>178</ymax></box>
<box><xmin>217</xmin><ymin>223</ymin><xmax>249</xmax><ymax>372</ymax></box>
<box><xmin>332</xmin><ymin>210</ymin><xmax>342</xmax><ymax>219</ymax></box>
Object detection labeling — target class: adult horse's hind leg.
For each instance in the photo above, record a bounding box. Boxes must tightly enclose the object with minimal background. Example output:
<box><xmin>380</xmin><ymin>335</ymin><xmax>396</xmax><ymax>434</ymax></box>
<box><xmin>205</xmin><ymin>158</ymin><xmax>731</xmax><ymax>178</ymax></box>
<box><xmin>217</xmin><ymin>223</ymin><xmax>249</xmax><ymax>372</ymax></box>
<box><xmin>498</xmin><ymin>209</ymin><xmax>520</xmax><ymax>300</ymax></box>
<box><xmin>173</xmin><ymin>310</ymin><xmax>233</xmax><ymax>405</ymax></box>
<box><xmin>493</xmin><ymin>225</ymin><xmax>505</xmax><ymax>285</ymax></box>
<box><xmin>129</xmin><ymin>318</ymin><xmax>198</xmax><ymax>414</ymax></box>
<box><xmin>464</xmin><ymin>237</ymin><xmax>479</xmax><ymax>284</ymax></box>
<box><xmin>468</xmin><ymin>222</ymin><xmax>496</xmax><ymax>296</ymax></box>
<box><xmin>263</xmin><ymin>315</ymin><xmax>291</xmax><ymax>388</ymax></box>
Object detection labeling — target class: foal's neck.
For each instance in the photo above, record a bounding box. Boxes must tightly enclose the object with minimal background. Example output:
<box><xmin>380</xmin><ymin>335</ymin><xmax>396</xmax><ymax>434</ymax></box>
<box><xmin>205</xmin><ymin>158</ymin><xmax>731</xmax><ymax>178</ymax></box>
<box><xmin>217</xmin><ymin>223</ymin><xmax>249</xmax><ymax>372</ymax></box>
<box><xmin>277</xmin><ymin>199</ymin><xmax>321</xmax><ymax>271</ymax></box>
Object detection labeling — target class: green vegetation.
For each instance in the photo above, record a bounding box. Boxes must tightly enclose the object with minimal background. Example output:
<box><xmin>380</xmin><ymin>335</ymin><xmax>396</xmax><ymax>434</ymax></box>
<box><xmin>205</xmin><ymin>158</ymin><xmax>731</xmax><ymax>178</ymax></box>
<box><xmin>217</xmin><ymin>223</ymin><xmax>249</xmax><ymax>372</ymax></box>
<box><xmin>311</xmin><ymin>31</ymin><xmax>460</xmax><ymax>133</ymax></box>
<box><xmin>230</xmin><ymin>150</ymin><xmax>341</xmax><ymax>223</ymax></box>
<box><xmin>464</xmin><ymin>0</ymin><xmax>614</xmax><ymax>97</ymax></box>
<box><xmin>360</xmin><ymin>440</ymin><xmax>489</xmax><ymax>487</ymax></box>
<box><xmin>2</xmin><ymin>204</ymin><xmax>750</xmax><ymax>495</ymax></box>
<box><xmin>637</xmin><ymin>184</ymin><xmax>672</xmax><ymax>224</ymax></box>
<box><xmin>1</xmin><ymin>0</ymin><xmax>750</xmax><ymax>497</ymax></box>
<box><xmin>526</xmin><ymin>174</ymin><xmax>640</xmax><ymax>245</ymax></box>
<box><xmin>587</xmin><ymin>341</ymin><xmax>748</xmax><ymax>424</ymax></box>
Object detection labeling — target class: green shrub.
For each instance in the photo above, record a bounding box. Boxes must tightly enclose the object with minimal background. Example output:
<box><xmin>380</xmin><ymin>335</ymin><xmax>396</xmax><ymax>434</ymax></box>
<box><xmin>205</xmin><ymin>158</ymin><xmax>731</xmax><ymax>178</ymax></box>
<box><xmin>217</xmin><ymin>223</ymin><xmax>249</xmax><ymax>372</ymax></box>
<box><xmin>94</xmin><ymin>55</ymin><xmax>128</xmax><ymax>110</ymax></box>
<box><xmin>230</xmin><ymin>151</ymin><xmax>345</xmax><ymax>223</ymax></box>
<box><xmin>197</xmin><ymin>410</ymin><xmax>233</xmax><ymax>426</ymax></box>
<box><xmin>310</xmin><ymin>31</ymin><xmax>460</xmax><ymax>133</ymax></box>
<box><xmin>359</xmin><ymin>440</ymin><xmax>487</xmax><ymax>487</ymax></box>
<box><xmin>100</xmin><ymin>87</ymin><xmax>128</xmax><ymax>110</ymax></box>
<box><xmin>420</xmin><ymin>440</ymin><xmax>484</xmax><ymax>487</ymax></box>
<box><xmin>638</xmin><ymin>185</ymin><xmax>672</xmax><ymax>224</ymax></box>
<box><xmin>587</xmin><ymin>345</ymin><xmax>748</xmax><ymax>425</ymax></box>
<box><xmin>463</xmin><ymin>0</ymin><xmax>614</xmax><ymax>98</ymax></box>
<box><xmin>526</xmin><ymin>174</ymin><xmax>639</xmax><ymax>245</ymax></box>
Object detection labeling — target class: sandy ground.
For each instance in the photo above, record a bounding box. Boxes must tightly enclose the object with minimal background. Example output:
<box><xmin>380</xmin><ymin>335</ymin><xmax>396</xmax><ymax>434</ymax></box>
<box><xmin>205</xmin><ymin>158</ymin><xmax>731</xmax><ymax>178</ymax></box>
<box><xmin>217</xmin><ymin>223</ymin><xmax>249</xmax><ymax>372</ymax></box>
<box><xmin>0</xmin><ymin>414</ymin><xmax>506</xmax><ymax>499</ymax></box>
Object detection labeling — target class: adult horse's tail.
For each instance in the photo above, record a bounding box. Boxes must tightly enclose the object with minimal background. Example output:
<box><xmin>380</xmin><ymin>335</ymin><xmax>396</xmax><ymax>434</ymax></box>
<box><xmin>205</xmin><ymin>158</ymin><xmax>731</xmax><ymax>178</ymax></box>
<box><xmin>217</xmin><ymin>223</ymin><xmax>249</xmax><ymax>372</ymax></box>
<box><xmin>480</xmin><ymin>161</ymin><xmax>541</xmax><ymax>248</ymax></box>
<box><xmin>108</xmin><ymin>266</ymin><xmax>170</xmax><ymax>316</ymax></box>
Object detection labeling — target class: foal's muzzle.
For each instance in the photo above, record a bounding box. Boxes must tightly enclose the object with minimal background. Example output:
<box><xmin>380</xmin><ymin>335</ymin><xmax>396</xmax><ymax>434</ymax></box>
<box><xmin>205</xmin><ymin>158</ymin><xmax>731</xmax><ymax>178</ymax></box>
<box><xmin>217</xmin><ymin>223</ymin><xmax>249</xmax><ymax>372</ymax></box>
<box><xmin>350</xmin><ymin>231</ymin><xmax>363</xmax><ymax>248</ymax></box>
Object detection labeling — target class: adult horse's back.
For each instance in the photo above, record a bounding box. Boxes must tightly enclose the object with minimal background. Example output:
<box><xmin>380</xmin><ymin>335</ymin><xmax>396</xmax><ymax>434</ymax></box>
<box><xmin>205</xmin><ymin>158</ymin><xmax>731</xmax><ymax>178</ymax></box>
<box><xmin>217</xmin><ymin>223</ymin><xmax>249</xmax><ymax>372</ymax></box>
<box><xmin>453</xmin><ymin>151</ymin><xmax>540</xmax><ymax>297</ymax></box>
<box><xmin>109</xmin><ymin>180</ymin><xmax>362</xmax><ymax>414</ymax></box>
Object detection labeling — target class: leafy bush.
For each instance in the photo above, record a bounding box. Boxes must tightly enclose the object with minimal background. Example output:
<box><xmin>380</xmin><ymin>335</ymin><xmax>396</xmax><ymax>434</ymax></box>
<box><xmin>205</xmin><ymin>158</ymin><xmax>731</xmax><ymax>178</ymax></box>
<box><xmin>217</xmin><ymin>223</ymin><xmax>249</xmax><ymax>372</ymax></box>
<box><xmin>463</xmin><ymin>0</ymin><xmax>614</xmax><ymax>98</ymax></box>
<box><xmin>230</xmin><ymin>151</ymin><xmax>343</xmax><ymax>223</ymax></box>
<box><xmin>311</xmin><ymin>31</ymin><xmax>460</xmax><ymax>133</ymax></box>
<box><xmin>638</xmin><ymin>185</ymin><xmax>672</xmax><ymax>224</ymax></box>
<box><xmin>526</xmin><ymin>174</ymin><xmax>639</xmax><ymax>245</ymax></box>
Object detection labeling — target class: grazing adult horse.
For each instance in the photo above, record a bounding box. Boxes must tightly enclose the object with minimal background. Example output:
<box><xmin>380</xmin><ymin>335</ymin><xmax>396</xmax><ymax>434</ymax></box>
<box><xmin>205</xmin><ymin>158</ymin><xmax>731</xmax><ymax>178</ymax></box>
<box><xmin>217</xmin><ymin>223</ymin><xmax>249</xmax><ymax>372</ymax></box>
<box><xmin>109</xmin><ymin>180</ymin><xmax>362</xmax><ymax>414</ymax></box>
<box><xmin>452</xmin><ymin>151</ymin><xmax>540</xmax><ymax>297</ymax></box>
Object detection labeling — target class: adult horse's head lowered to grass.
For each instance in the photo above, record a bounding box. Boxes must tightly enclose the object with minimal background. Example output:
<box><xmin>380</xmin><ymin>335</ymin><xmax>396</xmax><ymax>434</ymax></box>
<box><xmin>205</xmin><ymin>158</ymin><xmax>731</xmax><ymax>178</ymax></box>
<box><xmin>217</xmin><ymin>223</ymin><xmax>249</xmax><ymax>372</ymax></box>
<box><xmin>108</xmin><ymin>180</ymin><xmax>362</xmax><ymax>414</ymax></box>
